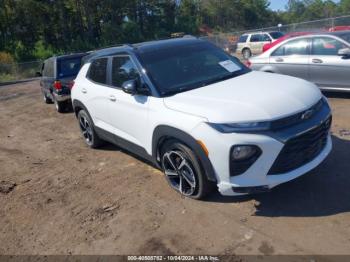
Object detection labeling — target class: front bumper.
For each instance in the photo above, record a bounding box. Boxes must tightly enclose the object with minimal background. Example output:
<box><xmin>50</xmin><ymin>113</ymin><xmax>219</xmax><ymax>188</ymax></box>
<box><xmin>218</xmin><ymin>135</ymin><xmax>332</xmax><ymax>196</ymax></box>
<box><xmin>190</xmin><ymin>100</ymin><xmax>332</xmax><ymax>196</ymax></box>
<box><xmin>53</xmin><ymin>93</ymin><xmax>71</xmax><ymax>102</ymax></box>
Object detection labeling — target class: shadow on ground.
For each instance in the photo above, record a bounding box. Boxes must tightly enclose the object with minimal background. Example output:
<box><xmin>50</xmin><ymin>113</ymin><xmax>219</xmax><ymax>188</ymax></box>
<box><xmin>206</xmin><ymin>135</ymin><xmax>350</xmax><ymax>217</ymax></box>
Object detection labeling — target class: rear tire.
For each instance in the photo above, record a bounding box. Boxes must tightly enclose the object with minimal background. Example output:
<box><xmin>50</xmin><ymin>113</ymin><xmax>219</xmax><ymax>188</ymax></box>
<box><xmin>160</xmin><ymin>140</ymin><xmax>213</xmax><ymax>199</ymax></box>
<box><xmin>242</xmin><ymin>48</ymin><xmax>252</xmax><ymax>60</ymax></box>
<box><xmin>77</xmin><ymin>110</ymin><xmax>104</xmax><ymax>148</ymax></box>
<box><xmin>54</xmin><ymin>98</ymin><xmax>67</xmax><ymax>113</ymax></box>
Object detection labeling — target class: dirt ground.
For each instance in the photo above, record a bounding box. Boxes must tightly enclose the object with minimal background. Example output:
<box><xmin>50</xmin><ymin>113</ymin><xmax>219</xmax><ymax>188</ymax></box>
<box><xmin>0</xmin><ymin>80</ymin><xmax>350</xmax><ymax>256</ymax></box>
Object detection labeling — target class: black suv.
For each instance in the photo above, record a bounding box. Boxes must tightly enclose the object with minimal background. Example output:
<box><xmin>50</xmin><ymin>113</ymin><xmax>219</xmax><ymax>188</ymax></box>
<box><xmin>38</xmin><ymin>53</ymin><xmax>86</xmax><ymax>112</ymax></box>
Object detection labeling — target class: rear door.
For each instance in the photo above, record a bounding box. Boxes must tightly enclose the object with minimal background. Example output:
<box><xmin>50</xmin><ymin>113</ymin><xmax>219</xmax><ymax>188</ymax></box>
<box><xmin>309</xmin><ymin>36</ymin><xmax>350</xmax><ymax>89</ymax></box>
<box><xmin>269</xmin><ymin>37</ymin><xmax>311</xmax><ymax>80</ymax></box>
<box><xmin>250</xmin><ymin>34</ymin><xmax>271</xmax><ymax>54</ymax></box>
<box><xmin>83</xmin><ymin>57</ymin><xmax>112</xmax><ymax>130</ymax></box>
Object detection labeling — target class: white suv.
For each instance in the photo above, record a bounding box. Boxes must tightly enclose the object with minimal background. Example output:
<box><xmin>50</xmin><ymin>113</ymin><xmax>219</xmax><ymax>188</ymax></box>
<box><xmin>236</xmin><ymin>31</ymin><xmax>285</xmax><ymax>59</ymax></box>
<box><xmin>71</xmin><ymin>38</ymin><xmax>332</xmax><ymax>199</ymax></box>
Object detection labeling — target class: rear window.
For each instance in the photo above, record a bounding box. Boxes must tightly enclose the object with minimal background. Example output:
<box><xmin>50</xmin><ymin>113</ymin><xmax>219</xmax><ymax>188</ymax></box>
<box><xmin>272</xmin><ymin>38</ymin><xmax>310</xmax><ymax>56</ymax></box>
<box><xmin>238</xmin><ymin>35</ymin><xmax>248</xmax><ymax>43</ymax></box>
<box><xmin>87</xmin><ymin>58</ymin><xmax>108</xmax><ymax>84</ymax></box>
<box><xmin>43</xmin><ymin>59</ymin><xmax>54</xmax><ymax>77</ymax></box>
<box><xmin>57</xmin><ymin>57</ymin><xmax>82</xmax><ymax>78</ymax></box>
<box><xmin>269</xmin><ymin>32</ymin><xmax>284</xmax><ymax>39</ymax></box>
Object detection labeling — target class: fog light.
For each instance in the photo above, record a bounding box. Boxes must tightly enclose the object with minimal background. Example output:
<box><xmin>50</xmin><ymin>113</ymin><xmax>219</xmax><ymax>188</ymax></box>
<box><xmin>230</xmin><ymin>145</ymin><xmax>262</xmax><ymax>176</ymax></box>
<box><xmin>231</xmin><ymin>145</ymin><xmax>257</xmax><ymax>161</ymax></box>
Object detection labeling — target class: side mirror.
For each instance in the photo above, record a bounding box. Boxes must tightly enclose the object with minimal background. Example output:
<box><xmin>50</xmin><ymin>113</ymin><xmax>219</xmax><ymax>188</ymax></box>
<box><xmin>35</xmin><ymin>71</ymin><xmax>42</xmax><ymax>77</ymax></box>
<box><xmin>122</xmin><ymin>79</ymin><xmax>138</xmax><ymax>95</ymax></box>
<box><xmin>338</xmin><ymin>48</ymin><xmax>350</xmax><ymax>57</ymax></box>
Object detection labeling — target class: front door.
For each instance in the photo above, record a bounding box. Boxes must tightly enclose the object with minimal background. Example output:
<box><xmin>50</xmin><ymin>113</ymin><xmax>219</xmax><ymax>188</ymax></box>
<box><xmin>309</xmin><ymin>36</ymin><xmax>350</xmax><ymax>90</ymax></box>
<box><xmin>107</xmin><ymin>55</ymin><xmax>149</xmax><ymax>148</ymax></box>
<box><xmin>269</xmin><ymin>37</ymin><xmax>311</xmax><ymax>80</ymax></box>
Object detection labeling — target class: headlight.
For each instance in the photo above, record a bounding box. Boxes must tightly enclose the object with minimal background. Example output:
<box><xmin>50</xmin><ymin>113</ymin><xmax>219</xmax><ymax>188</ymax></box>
<box><xmin>208</xmin><ymin>121</ymin><xmax>270</xmax><ymax>133</ymax></box>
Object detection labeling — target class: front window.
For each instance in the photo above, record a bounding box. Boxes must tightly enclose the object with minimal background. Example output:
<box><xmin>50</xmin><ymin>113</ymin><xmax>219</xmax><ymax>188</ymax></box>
<box><xmin>111</xmin><ymin>56</ymin><xmax>140</xmax><ymax>87</ymax></box>
<box><xmin>312</xmin><ymin>37</ymin><xmax>348</xmax><ymax>56</ymax></box>
<box><xmin>57</xmin><ymin>57</ymin><xmax>82</xmax><ymax>78</ymax></box>
<box><xmin>137</xmin><ymin>41</ymin><xmax>248</xmax><ymax>96</ymax></box>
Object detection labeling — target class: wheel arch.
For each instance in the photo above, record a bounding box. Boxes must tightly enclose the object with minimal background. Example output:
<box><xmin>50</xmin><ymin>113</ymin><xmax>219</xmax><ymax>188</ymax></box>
<box><xmin>72</xmin><ymin>99</ymin><xmax>88</xmax><ymax>117</ymax></box>
<box><xmin>152</xmin><ymin>125</ymin><xmax>217</xmax><ymax>183</ymax></box>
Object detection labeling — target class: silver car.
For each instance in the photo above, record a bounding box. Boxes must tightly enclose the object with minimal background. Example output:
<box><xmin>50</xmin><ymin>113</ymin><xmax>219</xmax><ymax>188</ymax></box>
<box><xmin>249</xmin><ymin>31</ymin><xmax>350</xmax><ymax>92</ymax></box>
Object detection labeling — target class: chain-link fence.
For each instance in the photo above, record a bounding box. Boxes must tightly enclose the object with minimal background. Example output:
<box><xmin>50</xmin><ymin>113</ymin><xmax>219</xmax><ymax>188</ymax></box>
<box><xmin>2</xmin><ymin>14</ymin><xmax>350</xmax><ymax>83</ymax></box>
<box><xmin>202</xmin><ymin>14</ymin><xmax>350</xmax><ymax>56</ymax></box>
<box><xmin>0</xmin><ymin>60</ymin><xmax>43</xmax><ymax>83</ymax></box>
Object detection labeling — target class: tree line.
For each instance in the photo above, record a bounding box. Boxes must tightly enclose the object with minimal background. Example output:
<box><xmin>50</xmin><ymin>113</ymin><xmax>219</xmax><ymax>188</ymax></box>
<box><xmin>1</xmin><ymin>0</ymin><xmax>350</xmax><ymax>62</ymax></box>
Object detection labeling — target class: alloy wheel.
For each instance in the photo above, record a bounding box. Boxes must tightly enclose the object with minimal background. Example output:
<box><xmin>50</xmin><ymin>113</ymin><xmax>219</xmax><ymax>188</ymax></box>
<box><xmin>162</xmin><ymin>150</ymin><xmax>197</xmax><ymax>196</ymax></box>
<box><xmin>79</xmin><ymin>115</ymin><xmax>93</xmax><ymax>145</ymax></box>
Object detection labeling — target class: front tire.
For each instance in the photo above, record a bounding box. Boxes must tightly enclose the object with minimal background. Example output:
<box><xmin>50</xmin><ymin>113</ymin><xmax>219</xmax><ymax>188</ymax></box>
<box><xmin>160</xmin><ymin>140</ymin><xmax>213</xmax><ymax>199</ymax></box>
<box><xmin>77</xmin><ymin>110</ymin><xmax>103</xmax><ymax>148</ymax></box>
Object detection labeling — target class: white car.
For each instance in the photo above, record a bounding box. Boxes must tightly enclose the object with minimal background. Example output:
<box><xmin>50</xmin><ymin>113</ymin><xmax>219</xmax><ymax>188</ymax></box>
<box><xmin>71</xmin><ymin>37</ymin><xmax>332</xmax><ymax>199</ymax></box>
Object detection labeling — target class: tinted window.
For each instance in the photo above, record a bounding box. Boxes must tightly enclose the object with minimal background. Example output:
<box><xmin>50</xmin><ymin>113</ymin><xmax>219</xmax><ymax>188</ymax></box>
<box><xmin>272</xmin><ymin>38</ymin><xmax>310</xmax><ymax>56</ymax></box>
<box><xmin>137</xmin><ymin>41</ymin><xmax>247</xmax><ymax>96</ymax></box>
<box><xmin>312</xmin><ymin>37</ymin><xmax>348</xmax><ymax>56</ymax></box>
<box><xmin>238</xmin><ymin>35</ymin><xmax>248</xmax><ymax>43</ymax></box>
<box><xmin>269</xmin><ymin>32</ymin><xmax>284</xmax><ymax>39</ymax></box>
<box><xmin>250</xmin><ymin>34</ymin><xmax>261</xmax><ymax>42</ymax></box>
<box><xmin>43</xmin><ymin>59</ymin><xmax>54</xmax><ymax>77</ymax></box>
<box><xmin>88</xmin><ymin>58</ymin><xmax>108</xmax><ymax>84</ymax></box>
<box><xmin>338</xmin><ymin>33</ymin><xmax>350</xmax><ymax>43</ymax></box>
<box><xmin>250</xmin><ymin>34</ymin><xmax>270</xmax><ymax>42</ymax></box>
<box><xmin>57</xmin><ymin>57</ymin><xmax>82</xmax><ymax>78</ymax></box>
<box><xmin>112</xmin><ymin>56</ymin><xmax>139</xmax><ymax>87</ymax></box>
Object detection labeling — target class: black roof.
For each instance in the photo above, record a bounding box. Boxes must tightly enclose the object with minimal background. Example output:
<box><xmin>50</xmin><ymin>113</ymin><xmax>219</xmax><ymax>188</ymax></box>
<box><xmin>324</xmin><ymin>30</ymin><xmax>350</xmax><ymax>36</ymax></box>
<box><xmin>83</xmin><ymin>37</ymin><xmax>203</xmax><ymax>64</ymax></box>
<box><xmin>57</xmin><ymin>52</ymin><xmax>87</xmax><ymax>59</ymax></box>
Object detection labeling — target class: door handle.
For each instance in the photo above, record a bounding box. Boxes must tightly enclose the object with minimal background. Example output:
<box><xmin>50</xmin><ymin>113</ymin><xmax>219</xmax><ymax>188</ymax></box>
<box><xmin>275</xmin><ymin>58</ymin><xmax>284</xmax><ymax>62</ymax></box>
<box><xmin>109</xmin><ymin>95</ymin><xmax>116</xmax><ymax>102</ymax></box>
<box><xmin>312</xmin><ymin>58</ymin><xmax>323</xmax><ymax>64</ymax></box>
<box><xmin>81</xmin><ymin>88</ymin><xmax>87</xmax><ymax>94</ymax></box>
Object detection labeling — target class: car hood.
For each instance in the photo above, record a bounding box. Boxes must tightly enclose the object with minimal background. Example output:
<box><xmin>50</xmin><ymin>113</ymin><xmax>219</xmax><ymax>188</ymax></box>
<box><xmin>163</xmin><ymin>71</ymin><xmax>322</xmax><ymax>123</ymax></box>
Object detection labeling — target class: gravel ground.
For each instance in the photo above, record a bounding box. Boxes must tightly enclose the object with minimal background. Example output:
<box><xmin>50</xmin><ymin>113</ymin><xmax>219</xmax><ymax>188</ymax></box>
<box><xmin>0</xmin><ymin>80</ymin><xmax>350</xmax><ymax>255</ymax></box>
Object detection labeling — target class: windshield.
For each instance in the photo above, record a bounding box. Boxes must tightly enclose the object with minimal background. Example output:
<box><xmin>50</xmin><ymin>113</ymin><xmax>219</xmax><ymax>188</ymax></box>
<box><xmin>57</xmin><ymin>57</ymin><xmax>82</xmax><ymax>78</ymax></box>
<box><xmin>269</xmin><ymin>32</ymin><xmax>285</xmax><ymax>39</ymax></box>
<box><xmin>137</xmin><ymin>41</ymin><xmax>248</xmax><ymax>96</ymax></box>
<box><xmin>338</xmin><ymin>32</ymin><xmax>350</xmax><ymax>43</ymax></box>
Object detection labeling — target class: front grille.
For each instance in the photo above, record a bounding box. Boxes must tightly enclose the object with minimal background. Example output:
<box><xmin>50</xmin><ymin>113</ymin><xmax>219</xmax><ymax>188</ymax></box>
<box><xmin>271</xmin><ymin>98</ymin><xmax>324</xmax><ymax>130</ymax></box>
<box><xmin>268</xmin><ymin>117</ymin><xmax>331</xmax><ymax>175</ymax></box>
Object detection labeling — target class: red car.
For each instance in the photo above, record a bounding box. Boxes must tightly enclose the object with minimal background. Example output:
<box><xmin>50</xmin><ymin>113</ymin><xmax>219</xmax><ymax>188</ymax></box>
<box><xmin>262</xmin><ymin>31</ymin><xmax>311</xmax><ymax>53</ymax></box>
<box><xmin>328</xmin><ymin>26</ymin><xmax>350</xmax><ymax>32</ymax></box>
